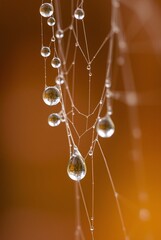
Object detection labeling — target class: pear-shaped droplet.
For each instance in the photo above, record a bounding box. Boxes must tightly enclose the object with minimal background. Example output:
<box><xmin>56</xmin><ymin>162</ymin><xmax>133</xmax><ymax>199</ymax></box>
<box><xmin>40</xmin><ymin>46</ymin><xmax>51</xmax><ymax>57</ymax></box>
<box><xmin>96</xmin><ymin>115</ymin><xmax>115</xmax><ymax>138</ymax></box>
<box><xmin>40</xmin><ymin>3</ymin><xmax>54</xmax><ymax>18</ymax></box>
<box><xmin>47</xmin><ymin>17</ymin><xmax>56</xmax><ymax>26</ymax></box>
<box><xmin>67</xmin><ymin>149</ymin><xmax>87</xmax><ymax>181</ymax></box>
<box><xmin>74</xmin><ymin>8</ymin><xmax>85</xmax><ymax>20</ymax></box>
<box><xmin>43</xmin><ymin>86</ymin><xmax>60</xmax><ymax>106</ymax></box>
<box><xmin>48</xmin><ymin>113</ymin><xmax>61</xmax><ymax>127</ymax></box>
<box><xmin>51</xmin><ymin>57</ymin><xmax>61</xmax><ymax>68</ymax></box>
<box><xmin>56</xmin><ymin>29</ymin><xmax>64</xmax><ymax>39</ymax></box>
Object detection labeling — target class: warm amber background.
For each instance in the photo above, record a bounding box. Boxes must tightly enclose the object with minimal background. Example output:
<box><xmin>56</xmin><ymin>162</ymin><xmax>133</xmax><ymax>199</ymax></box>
<box><xmin>1</xmin><ymin>0</ymin><xmax>161</xmax><ymax>240</ymax></box>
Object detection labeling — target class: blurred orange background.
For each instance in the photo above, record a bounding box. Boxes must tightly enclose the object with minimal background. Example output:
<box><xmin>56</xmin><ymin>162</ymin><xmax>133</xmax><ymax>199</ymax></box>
<box><xmin>1</xmin><ymin>0</ymin><xmax>161</xmax><ymax>239</ymax></box>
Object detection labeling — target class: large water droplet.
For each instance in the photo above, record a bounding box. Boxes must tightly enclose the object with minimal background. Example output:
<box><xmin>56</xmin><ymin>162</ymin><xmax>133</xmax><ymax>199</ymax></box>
<box><xmin>43</xmin><ymin>86</ymin><xmax>60</xmax><ymax>106</ymax></box>
<box><xmin>48</xmin><ymin>113</ymin><xmax>61</xmax><ymax>127</ymax></box>
<box><xmin>40</xmin><ymin>3</ymin><xmax>54</xmax><ymax>18</ymax></box>
<box><xmin>96</xmin><ymin>115</ymin><xmax>115</xmax><ymax>138</ymax></box>
<box><xmin>74</xmin><ymin>8</ymin><xmax>85</xmax><ymax>20</ymax></box>
<box><xmin>67</xmin><ymin>149</ymin><xmax>87</xmax><ymax>181</ymax></box>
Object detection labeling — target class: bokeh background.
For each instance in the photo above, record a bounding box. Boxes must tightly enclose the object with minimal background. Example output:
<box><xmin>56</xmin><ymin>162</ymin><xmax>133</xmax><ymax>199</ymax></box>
<box><xmin>1</xmin><ymin>0</ymin><xmax>161</xmax><ymax>239</ymax></box>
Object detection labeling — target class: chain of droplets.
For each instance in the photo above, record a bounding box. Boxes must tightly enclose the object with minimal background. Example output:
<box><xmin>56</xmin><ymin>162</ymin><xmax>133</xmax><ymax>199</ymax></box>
<box><xmin>39</xmin><ymin>1</ymin><xmax>130</xmax><ymax>240</ymax></box>
<box><xmin>39</xmin><ymin>0</ymin><xmax>117</xmax><ymax>182</ymax></box>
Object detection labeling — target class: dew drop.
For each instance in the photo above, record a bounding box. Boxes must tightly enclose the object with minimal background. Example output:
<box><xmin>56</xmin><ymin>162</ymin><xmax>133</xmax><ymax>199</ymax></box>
<box><xmin>51</xmin><ymin>57</ymin><xmax>61</xmax><ymax>68</ymax></box>
<box><xmin>43</xmin><ymin>86</ymin><xmax>60</xmax><ymax>106</ymax></box>
<box><xmin>40</xmin><ymin>3</ymin><xmax>54</xmax><ymax>18</ymax></box>
<box><xmin>87</xmin><ymin>64</ymin><xmax>91</xmax><ymax>70</ymax></box>
<box><xmin>96</xmin><ymin>115</ymin><xmax>115</xmax><ymax>138</ymax></box>
<box><xmin>40</xmin><ymin>46</ymin><xmax>51</xmax><ymax>57</ymax></box>
<box><xmin>56</xmin><ymin>29</ymin><xmax>64</xmax><ymax>39</ymax></box>
<box><xmin>51</xmin><ymin>36</ymin><xmax>55</xmax><ymax>42</ymax></box>
<box><xmin>89</xmin><ymin>72</ymin><xmax>92</xmax><ymax>77</ymax></box>
<box><xmin>67</xmin><ymin>149</ymin><xmax>87</xmax><ymax>181</ymax></box>
<box><xmin>55</xmin><ymin>75</ymin><xmax>65</xmax><ymax>85</ymax></box>
<box><xmin>47</xmin><ymin>17</ymin><xmax>56</xmax><ymax>26</ymax></box>
<box><xmin>105</xmin><ymin>78</ymin><xmax>111</xmax><ymax>88</ymax></box>
<box><xmin>48</xmin><ymin>113</ymin><xmax>61</xmax><ymax>127</ymax></box>
<box><xmin>139</xmin><ymin>208</ymin><xmax>151</xmax><ymax>221</ymax></box>
<box><xmin>89</xmin><ymin>149</ymin><xmax>93</xmax><ymax>156</ymax></box>
<box><xmin>90</xmin><ymin>226</ymin><xmax>94</xmax><ymax>231</ymax></box>
<box><xmin>74</xmin><ymin>8</ymin><xmax>85</xmax><ymax>20</ymax></box>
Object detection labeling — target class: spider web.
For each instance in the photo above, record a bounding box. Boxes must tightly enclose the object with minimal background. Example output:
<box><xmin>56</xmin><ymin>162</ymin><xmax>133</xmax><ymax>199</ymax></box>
<box><xmin>40</xmin><ymin>0</ymin><xmax>161</xmax><ymax>239</ymax></box>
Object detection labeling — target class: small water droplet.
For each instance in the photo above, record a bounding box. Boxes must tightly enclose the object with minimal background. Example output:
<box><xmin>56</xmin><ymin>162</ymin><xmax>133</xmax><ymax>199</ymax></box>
<box><xmin>51</xmin><ymin>57</ymin><xmax>61</xmax><ymax>68</ymax></box>
<box><xmin>48</xmin><ymin>113</ymin><xmax>61</xmax><ymax>127</ymax></box>
<box><xmin>105</xmin><ymin>78</ymin><xmax>111</xmax><ymax>88</ymax></box>
<box><xmin>56</xmin><ymin>29</ymin><xmax>64</xmax><ymax>39</ymax></box>
<box><xmin>74</xmin><ymin>8</ymin><xmax>85</xmax><ymax>20</ymax></box>
<box><xmin>106</xmin><ymin>89</ymin><xmax>112</xmax><ymax>98</ymax></box>
<box><xmin>47</xmin><ymin>17</ymin><xmax>56</xmax><ymax>26</ymax></box>
<box><xmin>55</xmin><ymin>75</ymin><xmax>65</xmax><ymax>85</ymax></box>
<box><xmin>89</xmin><ymin>72</ymin><xmax>92</xmax><ymax>77</ymax></box>
<box><xmin>40</xmin><ymin>3</ymin><xmax>54</xmax><ymax>18</ymax></box>
<box><xmin>51</xmin><ymin>36</ymin><xmax>55</xmax><ymax>42</ymax></box>
<box><xmin>43</xmin><ymin>86</ymin><xmax>60</xmax><ymax>106</ymax></box>
<box><xmin>139</xmin><ymin>208</ymin><xmax>151</xmax><ymax>222</ymax></box>
<box><xmin>89</xmin><ymin>148</ymin><xmax>93</xmax><ymax>156</ymax></box>
<box><xmin>87</xmin><ymin>64</ymin><xmax>91</xmax><ymax>70</ymax></box>
<box><xmin>75</xmin><ymin>42</ymin><xmax>79</xmax><ymax>47</ymax></box>
<box><xmin>40</xmin><ymin>46</ymin><xmax>51</xmax><ymax>57</ymax></box>
<box><xmin>67</xmin><ymin>150</ymin><xmax>87</xmax><ymax>181</ymax></box>
<box><xmin>96</xmin><ymin>115</ymin><xmax>115</xmax><ymax>138</ymax></box>
<box><xmin>90</xmin><ymin>226</ymin><xmax>94</xmax><ymax>231</ymax></box>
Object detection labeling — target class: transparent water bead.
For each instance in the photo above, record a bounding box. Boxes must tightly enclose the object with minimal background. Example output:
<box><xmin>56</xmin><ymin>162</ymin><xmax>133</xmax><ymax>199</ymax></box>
<box><xmin>43</xmin><ymin>86</ymin><xmax>60</xmax><ymax>106</ymax></box>
<box><xmin>40</xmin><ymin>46</ymin><xmax>51</xmax><ymax>57</ymax></box>
<box><xmin>96</xmin><ymin>115</ymin><xmax>115</xmax><ymax>138</ymax></box>
<box><xmin>40</xmin><ymin>3</ymin><xmax>54</xmax><ymax>18</ymax></box>
<box><xmin>48</xmin><ymin>113</ymin><xmax>61</xmax><ymax>127</ymax></box>
<box><xmin>47</xmin><ymin>17</ymin><xmax>56</xmax><ymax>26</ymax></box>
<box><xmin>67</xmin><ymin>148</ymin><xmax>87</xmax><ymax>181</ymax></box>
<box><xmin>51</xmin><ymin>57</ymin><xmax>61</xmax><ymax>68</ymax></box>
<box><xmin>55</xmin><ymin>75</ymin><xmax>65</xmax><ymax>84</ymax></box>
<box><xmin>51</xmin><ymin>36</ymin><xmax>55</xmax><ymax>42</ymax></box>
<box><xmin>74</xmin><ymin>8</ymin><xmax>85</xmax><ymax>20</ymax></box>
<box><xmin>56</xmin><ymin>29</ymin><xmax>64</xmax><ymax>39</ymax></box>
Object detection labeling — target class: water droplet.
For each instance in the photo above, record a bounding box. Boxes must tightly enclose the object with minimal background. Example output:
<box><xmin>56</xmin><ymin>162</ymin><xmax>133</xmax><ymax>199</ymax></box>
<box><xmin>67</xmin><ymin>149</ymin><xmax>87</xmax><ymax>181</ymax></box>
<box><xmin>40</xmin><ymin>3</ymin><xmax>54</xmax><ymax>18</ymax></box>
<box><xmin>47</xmin><ymin>17</ymin><xmax>56</xmax><ymax>26</ymax></box>
<box><xmin>89</xmin><ymin>72</ymin><xmax>92</xmax><ymax>76</ymax></box>
<box><xmin>105</xmin><ymin>78</ymin><xmax>111</xmax><ymax>88</ymax></box>
<box><xmin>40</xmin><ymin>46</ymin><xmax>51</xmax><ymax>57</ymax></box>
<box><xmin>55</xmin><ymin>75</ymin><xmax>65</xmax><ymax>85</ymax></box>
<box><xmin>75</xmin><ymin>42</ymin><xmax>79</xmax><ymax>47</ymax></box>
<box><xmin>96</xmin><ymin>115</ymin><xmax>115</xmax><ymax>138</ymax></box>
<box><xmin>74</xmin><ymin>8</ymin><xmax>85</xmax><ymax>20</ymax></box>
<box><xmin>87</xmin><ymin>64</ymin><xmax>91</xmax><ymax>70</ymax></box>
<box><xmin>56</xmin><ymin>29</ymin><xmax>64</xmax><ymax>39</ymax></box>
<box><xmin>43</xmin><ymin>86</ymin><xmax>60</xmax><ymax>106</ymax></box>
<box><xmin>51</xmin><ymin>36</ymin><xmax>55</xmax><ymax>42</ymax></box>
<box><xmin>51</xmin><ymin>57</ymin><xmax>61</xmax><ymax>68</ymax></box>
<box><xmin>90</xmin><ymin>226</ymin><xmax>94</xmax><ymax>231</ymax></box>
<box><xmin>106</xmin><ymin>89</ymin><xmax>112</xmax><ymax>98</ymax></box>
<box><xmin>59</xmin><ymin>111</ymin><xmax>66</xmax><ymax>122</ymax></box>
<box><xmin>139</xmin><ymin>208</ymin><xmax>151</xmax><ymax>221</ymax></box>
<box><xmin>48</xmin><ymin>113</ymin><xmax>61</xmax><ymax>127</ymax></box>
<box><xmin>89</xmin><ymin>149</ymin><xmax>93</xmax><ymax>156</ymax></box>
